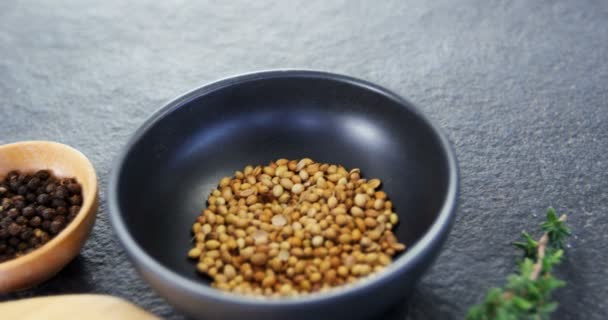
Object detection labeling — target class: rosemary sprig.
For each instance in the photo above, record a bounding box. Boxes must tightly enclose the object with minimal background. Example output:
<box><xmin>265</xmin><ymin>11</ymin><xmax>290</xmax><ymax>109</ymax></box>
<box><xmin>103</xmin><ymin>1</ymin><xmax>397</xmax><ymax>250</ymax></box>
<box><xmin>466</xmin><ymin>208</ymin><xmax>571</xmax><ymax>320</ymax></box>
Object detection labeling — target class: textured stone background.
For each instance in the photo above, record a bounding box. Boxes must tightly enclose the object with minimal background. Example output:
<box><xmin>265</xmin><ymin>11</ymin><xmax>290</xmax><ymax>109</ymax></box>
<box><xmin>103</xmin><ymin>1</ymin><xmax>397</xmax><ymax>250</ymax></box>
<box><xmin>1</xmin><ymin>0</ymin><xmax>607</xmax><ymax>319</ymax></box>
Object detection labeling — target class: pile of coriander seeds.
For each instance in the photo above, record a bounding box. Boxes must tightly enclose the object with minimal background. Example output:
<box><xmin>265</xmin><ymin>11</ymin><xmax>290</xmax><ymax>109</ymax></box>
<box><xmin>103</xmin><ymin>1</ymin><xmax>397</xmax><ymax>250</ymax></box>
<box><xmin>0</xmin><ymin>170</ymin><xmax>83</xmax><ymax>263</ymax></box>
<box><xmin>188</xmin><ymin>158</ymin><xmax>405</xmax><ymax>297</ymax></box>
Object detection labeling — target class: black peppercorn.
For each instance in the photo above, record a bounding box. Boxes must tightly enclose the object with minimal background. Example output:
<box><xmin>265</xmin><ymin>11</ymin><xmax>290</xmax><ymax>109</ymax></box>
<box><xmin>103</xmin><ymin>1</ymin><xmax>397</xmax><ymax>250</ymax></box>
<box><xmin>7</xmin><ymin>208</ymin><xmax>19</xmax><ymax>219</ymax></box>
<box><xmin>8</xmin><ymin>223</ymin><xmax>21</xmax><ymax>236</ymax></box>
<box><xmin>17</xmin><ymin>185</ymin><xmax>28</xmax><ymax>195</ymax></box>
<box><xmin>22</xmin><ymin>206</ymin><xmax>35</xmax><ymax>218</ymax></box>
<box><xmin>54</xmin><ymin>215</ymin><xmax>66</xmax><ymax>225</ymax></box>
<box><xmin>45</xmin><ymin>183</ymin><xmax>56</xmax><ymax>194</ymax></box>
<box><xmin>20</xmin><ymin>228</ymin><xmax>33</xmax><ymax>240</ymax></box>
<box><xmin>40</xmin><ymin>232</ymin><xmax>50</xmax><ymax>242</ymax></box>
<box><xmin>41</xmin><ymin>220</ymin><xmax>51</xmax><ymax>231</ymax></box>
<box><xmin>25</xmin><ymin>193</ymin><xmax>36</xmax><ymax>202</ymax></box>
<box><xmin>36</xmin><ymin>193</ymin><xmax>50</xmax><ymax>205</ymax></box>
<box><xmin>56</xmin><ymin>206</ymin><xmax>67</xmax><ymax>216</ymax></box>
<box><xmin>69</xmin><ymin>195</ymin><xmax>82</xmax><ymax>205</ymax></box>
<box><xmin>50</xmin><ymin>219</ymin><xmax>64</xmax><ymax>234</ymax></box>
<box><xmin>29</xmin><ymin>236</ymin><xmax>41</xmax><ymax>247</ymax></box>
<box><xmin>41</xmin><ymin>208</ymin><xmax>56</xmax><ymax>220</ymax></box>
<box><xmin>56</xmin><ymin>186</ymin><xmax>69</xmax><ymax>199</ymax></box>
<box><xmin>8</xmin><ymin>179</ymin><xmax>20</xmax><ymax>191</ymax></box>
<box><xmin>51</xmin><ymin>198</ymin><xmax>67</xmax><ymax>208</ymax></box>
<box><xmin>0</xmin><ymin>218</ymin><xmax>10</xmax><ymax>230</ymax></box>
<box><xmin>35</xmin><ymin>205</ymin><xmax>45</xmax><ymax>214</ymax></box>
<box><xmin>69</xmin><ymin>205</ymin><xmax>81</xmax><ymax>216</ymax></box>
<box><xmin>35</xmin><ymin>170</ymin><xmax>50</xmax><ymax>180</ymax></box>
<box><xmin>27</xmin><ymin>177</ymin><xmax>40</xmax><ymax>190</ymax></box>
<box><xmin>13</xmin><ymin>198</ymin><xmax>25</xmax><ymax>210</ymax></box>
<box><xmin>67</xmin><ymin>183</ymin><xmax>81</xmax><ymax>194</ymax></box>
<box><xmin>15</xmin><ymin>216</ymin><xmax>27</xmax><ymax>225</ymax></box>
<box><xmin>68</xmin><ymin>205</ymin><xmax>81</xmax><ymax>221</ymax></box>
<box><xmin>18</xmin><ymin>173</ymin><xmax>28</xmax><ymax>182</ymax></box>
<box><xmin>29</xmin><ymin>216</ymin><xmax>41</xmax><ymax>227</ymax></box>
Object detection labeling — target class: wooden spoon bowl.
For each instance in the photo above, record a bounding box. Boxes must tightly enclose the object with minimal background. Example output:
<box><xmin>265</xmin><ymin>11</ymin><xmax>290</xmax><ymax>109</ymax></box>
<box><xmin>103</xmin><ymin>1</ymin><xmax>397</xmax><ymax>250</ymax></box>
<box><xmin>0</xmin><ymin>141</ymin><xmax>98</xmax><ymax>293</ymax></box>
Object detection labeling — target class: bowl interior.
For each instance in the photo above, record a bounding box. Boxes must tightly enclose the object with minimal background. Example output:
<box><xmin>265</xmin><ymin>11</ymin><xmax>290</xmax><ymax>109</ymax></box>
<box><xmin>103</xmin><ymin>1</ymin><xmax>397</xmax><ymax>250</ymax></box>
<box><xmin>116</xmin><ymin>73</ymin><xmax>452</xmax><ymax>287</ymax></box>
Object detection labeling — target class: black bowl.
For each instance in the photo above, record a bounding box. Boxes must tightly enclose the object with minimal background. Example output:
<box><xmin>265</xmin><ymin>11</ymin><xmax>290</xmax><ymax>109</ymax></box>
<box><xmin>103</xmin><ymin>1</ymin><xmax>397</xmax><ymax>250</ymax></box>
<box><xmin>109</xmin><ymin>70</ymin><xmax>458</xmax><ymax>320</ymax></box>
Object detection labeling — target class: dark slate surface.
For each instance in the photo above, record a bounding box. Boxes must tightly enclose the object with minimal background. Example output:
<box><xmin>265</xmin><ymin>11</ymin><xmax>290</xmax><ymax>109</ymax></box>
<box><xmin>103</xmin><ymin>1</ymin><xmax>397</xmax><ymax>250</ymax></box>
<box><xmin>1</xmin><ymin>0</ymin><xmax>607</xmax><ymax>319</ymax></box>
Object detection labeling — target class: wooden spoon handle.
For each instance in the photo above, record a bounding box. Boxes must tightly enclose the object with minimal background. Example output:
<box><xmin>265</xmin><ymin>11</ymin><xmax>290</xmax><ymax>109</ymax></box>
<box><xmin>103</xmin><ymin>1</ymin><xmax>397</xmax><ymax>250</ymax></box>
<box><xmin>0</xmin><ymin>294</ymin><xmax>159</xmax><ymax>320</ymax></box>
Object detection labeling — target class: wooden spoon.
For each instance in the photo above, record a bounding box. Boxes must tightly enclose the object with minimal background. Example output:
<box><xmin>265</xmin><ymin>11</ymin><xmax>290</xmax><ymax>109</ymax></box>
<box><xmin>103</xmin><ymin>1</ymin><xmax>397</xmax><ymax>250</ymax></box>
<box><xmin>0</xmin><ymin>141</ymin><xmax>99</xmax><ymax>293</ymax></box>
<box><xmin>0</xmin><ymin>294</ymin><xmax>159</xmax><ymax>319</ymax></box>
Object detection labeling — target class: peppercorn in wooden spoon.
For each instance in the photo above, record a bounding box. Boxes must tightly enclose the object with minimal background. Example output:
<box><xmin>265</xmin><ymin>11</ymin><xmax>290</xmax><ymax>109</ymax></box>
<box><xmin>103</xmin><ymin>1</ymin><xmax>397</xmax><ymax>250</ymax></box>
<box><xmin>0</xmin><ymin>140</ymin><xmax>98</xmax><ymax>294</ymax></box>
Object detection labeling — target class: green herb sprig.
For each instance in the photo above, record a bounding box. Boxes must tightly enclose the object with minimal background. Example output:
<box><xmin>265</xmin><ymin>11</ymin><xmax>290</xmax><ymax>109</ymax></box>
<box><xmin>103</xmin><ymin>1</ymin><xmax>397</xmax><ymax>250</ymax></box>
<box><xmin>466</xmin><ymin>208</ymin><xmax>570</xmax><ymax>320</ymax></box>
